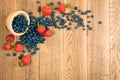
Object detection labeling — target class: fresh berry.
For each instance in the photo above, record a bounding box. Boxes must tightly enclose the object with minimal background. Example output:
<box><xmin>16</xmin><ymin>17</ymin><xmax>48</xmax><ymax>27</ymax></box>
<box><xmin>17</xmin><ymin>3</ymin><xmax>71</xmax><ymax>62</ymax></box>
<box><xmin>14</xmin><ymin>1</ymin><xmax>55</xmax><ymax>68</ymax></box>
<box><xmin>6</xmin><ymin>34</ymin><xmax>15</xmax><ymax>43</ymax></box>
<box><xmin>13</xmin><ymin>53</ymin><xmax>17</xmax><ymax>56</ymax></box>
<box><xmin>43</xmin><ymin>30</ymin><xmax>54</xmax><ymax>37</ymax></box>
<box><xmin>14</xmin><ymin>44</ymin><xmax>24</xmax><ymax>52</ymax></box>
<box><xmin>4</xmin><ymin>43</ymin><xmax>12</xmax><ymax>50</ymax></box>
<box><xmin>37</xmin><ymin>24</ymin><xmax>46</xmax><ymax>34</ymax></box>
<box><xmin>58</xmin><ymin>3</ymin><xmax>70</xmax><ymax>12</ymax></box>
<box><xmin>42</xmin><ymin>4</ymin><xmax>52</xmax><ymax>16</ymax></box>
<box><xmin>22</xmin><ymin>55</ymin><xmax>31</xmax><ymax>66</ymax></box>
<box><xmin>58</xmin><ymin>4</ymin><xmax>66</xmax><ymax>12</ymax></box>
<box><xmin>6</xmin><ymin>53</ymin><xmax>11</xmax><ymax>56</ymax></box>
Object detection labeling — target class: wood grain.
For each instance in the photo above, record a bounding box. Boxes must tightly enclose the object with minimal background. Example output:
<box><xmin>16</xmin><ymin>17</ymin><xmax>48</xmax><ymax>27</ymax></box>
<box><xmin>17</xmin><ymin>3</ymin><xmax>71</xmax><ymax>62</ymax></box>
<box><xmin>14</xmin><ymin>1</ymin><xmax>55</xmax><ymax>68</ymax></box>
<box><xmin>87</xmin><ymin>0</ymin><xmax>110</xmax><ymax>80</ymax></box>
<box><xmin>0</xmin><ymin>0</ymin><xmax>120</xmax><ymax>80</ymax></box>
<box><xmin>63</xmin><ymin>0</ymin><xmax>87</xmax><ymax>80</ymax></box>
<box><xmin>110</xmin><ymin>0</ymin><xmax>120</xmax><ymax>80</ymax></box>
<box><xmin>40</xmin><ymin>0</ymin><xmax>63</xmax><ymax>80</ymax></box>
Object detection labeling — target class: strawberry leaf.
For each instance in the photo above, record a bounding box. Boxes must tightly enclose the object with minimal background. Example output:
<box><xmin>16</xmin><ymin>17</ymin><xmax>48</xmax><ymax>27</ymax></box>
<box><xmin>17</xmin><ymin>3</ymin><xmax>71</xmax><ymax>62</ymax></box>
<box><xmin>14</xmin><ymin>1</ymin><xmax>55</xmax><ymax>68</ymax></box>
<box><xmin>6</xmin><ymin>39</ymin><xmax>10</xmax><ymax>43</ymax></box>
<box><xmin>18</xmin><ymin>62</ymin><xmax>24</xmax><ymax>67</ymax></box>
<box><xmin>47</xmin><ymin>4</ymin><xmax>51</xmax><ymax>7</ymax></box>
<box><xmin>65</xmin><ymin>3</ymin><xmax>70</xmax><ymax>8</ymax></box>
<box><xmin>51</xmin><ymin>30</ymin><xmax>55</xmax><ymax>35</ymax></box>
<box><xmin>12</xmin><ymin>44</ymin><xmax>16</xmax><ymax>49</ymax></box>
<box><xmin>37</xmin><ymin>24</ymin><xmax>44</xmax><ymax>28</ymax></box>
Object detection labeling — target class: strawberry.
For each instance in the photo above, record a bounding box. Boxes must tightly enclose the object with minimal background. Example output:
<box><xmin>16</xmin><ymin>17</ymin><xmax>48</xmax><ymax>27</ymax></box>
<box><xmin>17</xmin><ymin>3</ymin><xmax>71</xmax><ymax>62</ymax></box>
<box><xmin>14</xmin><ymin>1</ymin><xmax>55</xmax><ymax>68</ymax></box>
<box><xmin>58</xmin><ymin>3</ymin><xmax>70</xmax><ymax>12</ymax></box>
<box><xmin>42</xmin><ymin>4</ymin><xmax>52</xmax><ymax>16</ymax></box>
<box><xmin>43</xmin><ymin>30</ymin><xmax>55</xmax><ymax>37</ymax></box>
<box><xmin>4</xmin><ymin>43</ymin><xmax>12</xmax><ymax>50</ymax></box>
<box><xmin>14</xmin><ymin>44</ymin><xmax>24</xmax><ymax>52</ymax></box>
<box><xmin>6</xmin><ymin>34</ymin><xmax>15</xmax><ymax>43</ymax></box>
<box><xmin>22</xmin><ymin>55</ymin><xmax>31</xmax><ymax>66</ymax></box>
<box><xmin>37</xmin><ymin>24</ymin><xmax>46</xmax><ymax>34</ymax></box>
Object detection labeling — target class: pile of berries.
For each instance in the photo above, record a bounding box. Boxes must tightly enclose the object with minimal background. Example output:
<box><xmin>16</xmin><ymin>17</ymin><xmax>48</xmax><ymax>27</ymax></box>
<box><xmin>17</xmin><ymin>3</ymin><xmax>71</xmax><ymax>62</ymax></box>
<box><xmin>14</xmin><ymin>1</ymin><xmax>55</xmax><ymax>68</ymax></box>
<box><xmin>12</xmin><ymin>15</ymin><xmax>28</xmax><ymax>33</ymax></box>
<box><xmin>3</xmin><ymin>1</ymin><xmax>102</xmax><ymax>67</ymax></box>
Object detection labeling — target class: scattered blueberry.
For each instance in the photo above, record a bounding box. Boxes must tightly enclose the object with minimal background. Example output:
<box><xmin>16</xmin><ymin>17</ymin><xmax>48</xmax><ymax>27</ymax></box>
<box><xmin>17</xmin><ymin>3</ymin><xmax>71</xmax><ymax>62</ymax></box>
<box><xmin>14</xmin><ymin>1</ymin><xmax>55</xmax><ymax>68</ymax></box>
<box><xmin>28</xmin><ymin>11</ymin><xmax>33</xmax><ymax>15</ymax></box>
<box><xmin>91</xmin><ymin>15</ymin><xmax>94</xmax><ymax>18</ymax></box>
<box><xmin>87</xmin><ymin>21</ymin><xmax>91</xmax><ymax>23</ymax></box>
<box><xmin>6</xmin><ymin>53</ymin><xmax>10</xmax><ymax>56</ymax></box>
<box><xmin>38</xmin><ymin>6</ymin><xmax>41</xmax><ymax>12</ymax></box>
<box><xmin>13</xmin><ymin>53</ymin><xmax>17</xmax><ymax>56</ymax></box>
<box><xmin>87</xmin><ymin>16</ymin><xmax>90</xmax><ymax>18</ymax></box>
<box><xmin>18</xmin><ymin>54</ymin><xmax>24</xmax><ymax>60</ymax></box>
<box><xmin>54</xmin><ymin>7</ymin><xmax>58</xmax><ymax>10</ymax></box>
<box><xmin>98</xmin><ymin>21</ymin><xmax>102</xmax><ymax>24</ymax></box>
<box><xmin>74</xmin><ymin>6</ymin><xmax>78</xmax><ymax>10</ymax></box>
<box><xmin>78</xmin><ymin>9</ymin><xmax>81</xmax><ymax>12</ymax></box>
<box><xmin>67</xmin><ymin>27</ymin><xmax>71</xmax><ymax>30</ymax></box>
<box><xmin>50</xmin><ymin>2</ymin><xmax>54</xmax><ymax>5</ymax></box>
<box><xmin>58</xmin><ymin>1</ymin><xmax>61</xmax><ymax>5</ymax></box>
<box><xmin>36</xmin><ymin>0</ymin><xmax>40</xmax><ymax>4</ymax></box>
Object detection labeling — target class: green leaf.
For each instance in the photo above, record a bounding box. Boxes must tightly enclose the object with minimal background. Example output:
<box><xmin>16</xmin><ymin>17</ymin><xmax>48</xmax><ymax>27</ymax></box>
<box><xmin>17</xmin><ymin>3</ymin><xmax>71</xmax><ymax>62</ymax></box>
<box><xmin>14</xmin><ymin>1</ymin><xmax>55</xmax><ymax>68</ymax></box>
<box><xmin>12</xmin><ymin>44</ymin><xmax>16</xmax><ymax>49</ymax></box>
<box><xmin>51</xmin><ymin>29</ymin><xmax>55</xmax><ymax>35</ymax></box>
<box><xmin>47</xmin><ymin>4</ymin><xmax>51</xmax><ymax>7</ymax></box>
<box><xmin>6</xmin><ymin>39</ymin><xmax>10</xmax><ymax>43</ymax></box>
<box><xmin>18</xmin><ymin>62</ymin><xmax>23</xmax><ymax>67</ymax></box>
<box><xmin>65</xmin><ymin>3</ymin><xmax>71</xmax><ymax>8</ymax></box>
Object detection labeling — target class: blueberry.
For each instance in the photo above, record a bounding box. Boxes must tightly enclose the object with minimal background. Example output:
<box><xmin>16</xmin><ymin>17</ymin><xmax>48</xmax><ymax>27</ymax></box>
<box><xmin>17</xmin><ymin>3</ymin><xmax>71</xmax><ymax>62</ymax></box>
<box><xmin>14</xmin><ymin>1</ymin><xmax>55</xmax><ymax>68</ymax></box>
<box><xmin>88</xmin><ymin>27</ymin><xmax>92</xmax><ymax>30</ymax></box>
<box><xmin>83</xmin><ymin>27</ymin><xmax>87</xmax><ymax>31</ymax></box>
<box><xmin>87</xmin><ymin>16</ymin><xmax>90</xmax><ymax>18</ymax></box>
<box><xmin>6</xmin><ymin>53</ymin><xmax>10</xmax><ymax>56</ymax></box>
<box><xmin>67</xmin><ymin>27</ymin><xmax>71</xmax><ymax>30</ymax></box>
<box><xmin>98</xmin><ymin>21</ymin><xmax>102</xmax><ymax>24</ymax></box>
<box><xmin>78</xmin><ymin>9</ymin><xmax>81</xmax><ymax>12</ymax></box>
<box><xmin>50</xmin><ymin>2</ymin><xmax>54</xmax><ymax>5</ymax></box>
<box><xmin>91</xmin><ymin>15</ymin><xmax>94</xmax><ymax>18</ymax></box>
<box><xmin>36</xmin><ymin>0</ymin><xmax>40</xmax><ymax>4</ymax></box>
<box><xmin>18</xmin><ymin>54</ymin><xmax>24</xmax><ymax>60</ymax></box>
<box><xmin>38</xmin><ymin>6</ymin><xmax>41</xmax><ymax>12</ymax></box>
<box><xmin>74</xmin><ymin>6</ymin><xmax>78</xmax><ymax>10</ymax></box>
<box><xmin>54</xmin><ymin>7</ymin><xmax>58</xmax><ymax>10</ymax></box>
<box><xmin>69</xmin><ymin>22</ymin><xmax>72</xmax><ymax>26</ymax></box>
<box><xmin>13</xmin><ymin>53</ymin><xmax>17</xmax><ymax>56</ymax></box>
<box><xmin>28</xmin><ymin>11</ymin><xmax>33</xmax><ymax>15</ymax></box>
<box><xmin>58</xmin><ymin>1</ymin><xmax>61</xmax><ymax>4</ymax></box>
<box><xmin>75</xmin><ymin>27</ymin><xmax>78</xmax><ymax>29</ymax></box>
<box><xmin>87</xmin><ymin>21</ymin><xmax>91</xmax><ymax>23</ymax></box>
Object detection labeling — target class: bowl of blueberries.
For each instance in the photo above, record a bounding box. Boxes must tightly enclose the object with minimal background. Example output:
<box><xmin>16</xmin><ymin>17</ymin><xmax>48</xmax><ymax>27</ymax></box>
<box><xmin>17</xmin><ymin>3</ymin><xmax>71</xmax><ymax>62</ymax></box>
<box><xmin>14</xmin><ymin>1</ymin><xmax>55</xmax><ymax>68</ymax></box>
<box><xmin>6</xmin><ymin>11</ymin><xmax>30</xmax><ymax>36</ymax></box>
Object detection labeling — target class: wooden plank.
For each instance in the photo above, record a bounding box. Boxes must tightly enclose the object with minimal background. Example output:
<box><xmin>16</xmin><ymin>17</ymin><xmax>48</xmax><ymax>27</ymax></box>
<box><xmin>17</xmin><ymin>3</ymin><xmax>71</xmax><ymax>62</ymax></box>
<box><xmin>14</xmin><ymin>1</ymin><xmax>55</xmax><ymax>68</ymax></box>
<box><xmin>63</xmin><ymin>0</ymin><xmax>87</xmax><ymax>80</ymax></box>
<box><xmin>109</xmin><ymin>0</ymin><xmax>120</xmax><ymax>80</ymax></box>
<box><xmin>0</xmin><ymin>0</ymin><xmax>17</xmax><ymax>80</ymax></box>
<box><xmin>40</xmin><ymin>0</ymin><xmax>63</xmax><ymax>80</ymax></box>
<box><xmin>87</xmin><ymin>0</ymin><xmax>110</xmax><ymax>80</ymax></box>
<box><xmin>0</xmin><ymin>0</ymin><xmax>40</xmax><ymax>80</ymax></box>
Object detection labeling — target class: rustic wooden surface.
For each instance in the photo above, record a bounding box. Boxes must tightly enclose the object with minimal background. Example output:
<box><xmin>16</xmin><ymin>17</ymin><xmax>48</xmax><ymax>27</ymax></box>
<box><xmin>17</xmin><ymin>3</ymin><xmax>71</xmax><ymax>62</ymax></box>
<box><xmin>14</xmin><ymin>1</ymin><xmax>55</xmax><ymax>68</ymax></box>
<box><xmin>0</xmin><ymin>0</ymin><xmax>120</xmax><ymax>80</ymax></box>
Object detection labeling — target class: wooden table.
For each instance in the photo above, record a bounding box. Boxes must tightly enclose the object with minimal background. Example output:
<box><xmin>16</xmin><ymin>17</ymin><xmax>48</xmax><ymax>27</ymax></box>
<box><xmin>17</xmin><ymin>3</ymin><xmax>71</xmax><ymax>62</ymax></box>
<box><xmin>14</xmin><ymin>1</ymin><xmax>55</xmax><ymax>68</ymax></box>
<box><xmin>0</xmin><ymin>0</ymin><xmax>119</xmax><ymax>80</ymax></box>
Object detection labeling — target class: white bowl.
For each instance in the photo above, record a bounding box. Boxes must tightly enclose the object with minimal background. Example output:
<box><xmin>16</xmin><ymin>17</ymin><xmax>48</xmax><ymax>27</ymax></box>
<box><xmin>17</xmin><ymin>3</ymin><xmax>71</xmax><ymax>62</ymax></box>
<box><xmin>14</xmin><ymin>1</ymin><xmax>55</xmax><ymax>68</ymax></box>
<box><xmin>6</xmin><ymin>11</ymin><xmax>30</xmax><ymax>36</ymax></box>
